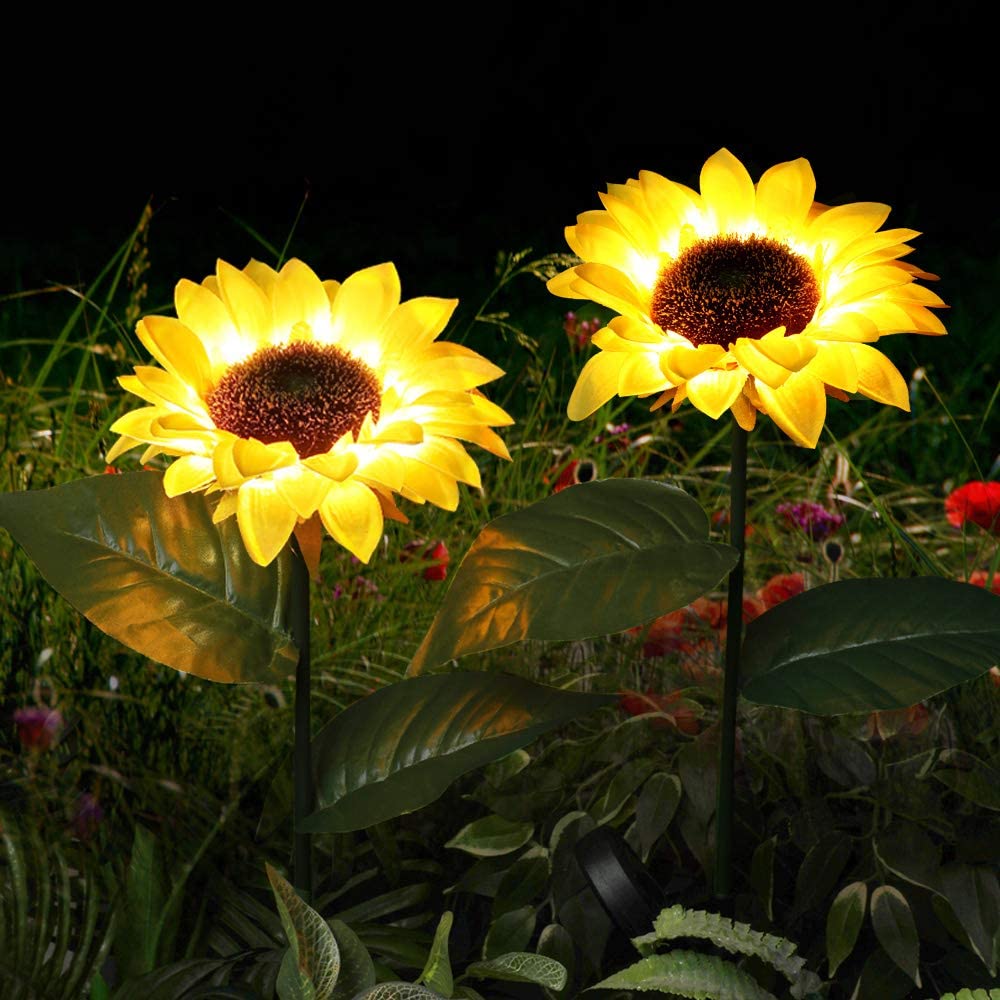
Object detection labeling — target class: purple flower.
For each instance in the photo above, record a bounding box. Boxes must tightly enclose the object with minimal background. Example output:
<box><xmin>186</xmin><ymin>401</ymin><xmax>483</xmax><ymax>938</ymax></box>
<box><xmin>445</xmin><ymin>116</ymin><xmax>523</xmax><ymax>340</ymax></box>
<box><xmin>775</xmin><ymin>501</ymin><xmax>845</xmax><ymax>542</ymax></box>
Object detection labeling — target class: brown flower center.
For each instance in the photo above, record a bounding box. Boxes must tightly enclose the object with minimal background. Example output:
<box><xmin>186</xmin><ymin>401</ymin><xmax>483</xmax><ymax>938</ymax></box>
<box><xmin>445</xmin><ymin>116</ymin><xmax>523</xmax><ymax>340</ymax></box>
<box><xmin>650</xmin><ymin>234</ymin><xmax>820</xmax><ymax>348</ymax></box>
<box><xmin>207</xmin><ymin>341</ymin><xmax>381</xmax><ymax>458</ymax></box>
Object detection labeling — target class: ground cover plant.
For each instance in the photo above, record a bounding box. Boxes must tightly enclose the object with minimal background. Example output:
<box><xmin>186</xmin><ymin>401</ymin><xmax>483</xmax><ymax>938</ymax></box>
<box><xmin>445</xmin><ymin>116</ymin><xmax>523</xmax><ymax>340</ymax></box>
<box><xmin>1</xmin><ymin>152</ymin><xmax>999</xmax><ymax>1000</ymax></box>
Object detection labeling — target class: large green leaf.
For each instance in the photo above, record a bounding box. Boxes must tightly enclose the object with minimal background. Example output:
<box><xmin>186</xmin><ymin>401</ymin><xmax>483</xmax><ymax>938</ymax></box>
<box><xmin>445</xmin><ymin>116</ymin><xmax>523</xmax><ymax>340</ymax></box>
<box><xmin>302</xmin><ymin>672</ymin><xmax>615</xmax><ymax>833</ymax></box>
<box><xmin>0</xmin><ymin>471</ymin><xmax>297</xmax><ymax>683</ymax></box>
<box><xmin>407</xmin><ymin>478</ymin><xmax>737</xmax><ymax>674</ymax></box>
<box><xmin>741</xmin><ymin>577</ymin><xmax>1000</xmax><ymax>714</ymax></box>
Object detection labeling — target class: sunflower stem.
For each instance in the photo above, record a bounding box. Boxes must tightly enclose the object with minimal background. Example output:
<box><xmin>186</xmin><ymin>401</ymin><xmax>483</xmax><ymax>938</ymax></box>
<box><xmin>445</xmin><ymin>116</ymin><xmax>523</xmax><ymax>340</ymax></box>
<box><xmin>290</xmin><ymin>538</ymin><xmax>313</xmax><ymax>902</ymax></box>
<box><xmin>714</xmin><ymin>420</ymin><xmax>748</xmax><ymax>905</ymax></box>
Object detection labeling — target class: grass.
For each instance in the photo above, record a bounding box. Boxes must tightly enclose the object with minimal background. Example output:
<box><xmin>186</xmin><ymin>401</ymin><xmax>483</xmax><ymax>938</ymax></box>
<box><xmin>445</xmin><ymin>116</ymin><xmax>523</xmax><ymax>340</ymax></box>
<box><xmin>1</xmin><ymin>197</ymin><xmax>999</xmax><ymax>999</ymax></box>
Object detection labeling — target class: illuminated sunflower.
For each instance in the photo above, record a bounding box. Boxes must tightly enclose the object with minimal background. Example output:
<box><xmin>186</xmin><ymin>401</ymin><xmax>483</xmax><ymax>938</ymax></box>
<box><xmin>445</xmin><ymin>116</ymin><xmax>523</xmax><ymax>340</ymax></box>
<box><xmin>108</xmin><ymin>259</ymin><xmax>512</xmax><ymax>565</ymax></box>
<box><xmin>548</xmin><ymin>148</ymin><xmax>947</xmax><ymax>447</ymax></box>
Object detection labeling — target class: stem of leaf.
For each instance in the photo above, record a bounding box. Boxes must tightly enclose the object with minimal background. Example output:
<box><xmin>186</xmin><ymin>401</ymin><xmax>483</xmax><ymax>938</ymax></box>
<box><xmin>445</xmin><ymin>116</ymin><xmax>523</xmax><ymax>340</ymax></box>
<box><xmin>714</xmin><ymin>420</ymin><xmax>748</xmax><ymax>904</ymax></box>
<box><xmin>290</xmin><ymin>538</ymin><xmax>313</xmax><ymax>901</ymax></box>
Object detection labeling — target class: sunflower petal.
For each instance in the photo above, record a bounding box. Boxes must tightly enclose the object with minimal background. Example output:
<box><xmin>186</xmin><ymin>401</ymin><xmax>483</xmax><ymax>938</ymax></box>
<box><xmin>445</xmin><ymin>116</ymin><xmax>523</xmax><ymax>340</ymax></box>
<box><xmin>701</xmin><ymin>148</ymin><xmax>756</xmax><ymax>232</ymax></box>
<box><xmin>731</xmin><ymin>392</ymin><xmax>757</xmax><ymax>432</ymax></box>
<box><xmin>236</xmin><ymin>479</ymin><xmax>299</xmax><ymax>566</ymax></box>
<box><xmin>231</xmin><ymin>438</ymin><xmax>299</xmax><ymax>477</ymax></box>
<box><xmin>568</xmin><ymin>351</ymin><xmax>627</xmax><ymax>420</ymax></box>
<box><xmin>755</xmin><ymin>157</ymin><xmax>816</xmax><ymax>233</ymax></box>
<box><xmin>329</xmin><ymin>262</ymin><xmax>402</xmax><ymax>349</ymax></box>
<box><xmin>755</xmin><ymin>371</ymin><xmax>827</xmax><ymax>448</ymax></box>
<box><xmin>211</xmin><ymin>491</ymin><xmax>239</xmax><ymax>524</ymax></box>
<box><xmin>273</xmin><ymin>259</ymin><xmax>332</xmax><ymax>340</ymax></box>
<box><xmin>319</xmin><ymin>480</ymin><xmax>384</xmax><ymax>563</ymax></box>
<box><xmin>685</xmin><ymin>367</ymin><xmax>748</xmax><ymax>419</ymax></box>
<box><xmin>137</xmin><ymin>316</ymin><xmax>213</xmax><ymax>397</ymax></box>
<box><xmin>274</xmin><ymin>466</ymin><xmax>333</xmax><ymax>519</ymax></box>
<box><xmin>163</xmin><ymin>455</ymin><xmax>217</xmax><ymax>497</ymax></box>
<box><xmin>216</xmin><ymin>260</ymin><xmax>272</xmax><ymax>344</ymax></box>
<box><xmin>850</xmin><ymin>344</ymin><xmax>910</xmax><ymax>409</ymax></box>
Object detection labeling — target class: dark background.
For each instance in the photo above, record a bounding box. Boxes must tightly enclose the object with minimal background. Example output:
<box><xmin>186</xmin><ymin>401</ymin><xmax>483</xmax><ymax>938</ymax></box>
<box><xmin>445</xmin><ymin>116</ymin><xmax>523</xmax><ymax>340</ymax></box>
<box><xmin>2</xmin><ymin>4</ymin><xmax>995</xmax><ymax>305</ymax></box>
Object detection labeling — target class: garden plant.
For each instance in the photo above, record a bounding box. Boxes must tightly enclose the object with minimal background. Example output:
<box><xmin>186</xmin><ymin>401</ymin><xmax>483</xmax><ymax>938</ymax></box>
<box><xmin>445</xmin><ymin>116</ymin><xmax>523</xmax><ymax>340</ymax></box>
<box><xmin>1</xmin><ymin>149</ymin><xmax>998</xmax><ymax>1000</ymax></box>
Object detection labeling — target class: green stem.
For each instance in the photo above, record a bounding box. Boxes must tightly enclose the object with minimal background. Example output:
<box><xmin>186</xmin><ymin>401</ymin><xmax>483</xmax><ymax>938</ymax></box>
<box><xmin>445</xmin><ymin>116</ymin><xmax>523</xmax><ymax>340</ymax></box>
<box><xmin>290</xmin><ymin>539</ymin><xmax>313</xmax><ymax>902</ymax></box>
<box><xmin>714</xmin><ymin>420</ymin><xmax>748</xmax><ymax>904</ymax></box>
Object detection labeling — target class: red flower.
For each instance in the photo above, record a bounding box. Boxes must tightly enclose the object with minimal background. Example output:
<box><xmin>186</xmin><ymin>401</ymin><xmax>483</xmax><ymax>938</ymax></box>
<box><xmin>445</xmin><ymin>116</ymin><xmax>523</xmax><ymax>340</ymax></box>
<box><xmin>989</xmin><ymin>666</ymin><xmax>1000</xmax><ymax>689</ymax></box>
<box><xmin>757</xmin><ymin>572</ymin><xmax>805</xmax><ymax>609</ymax></box>
<box><xmin>967</xmin><ymin>570</ymin><xmax>1000</xmax><ymax>595</ymax></box>
<box><xmin>400</xmin><ymin>539</ymin><xmax>451</xmax><ymax>581</ymax></box>
<box><xmin>13</xmin><ymin>707</ymin><xmax>63</xmax><ymax>751</ymax></box>
<box><xmin>618</xmin><ymin>689</ymin><xmax>700</xmax><ymax>735</ymax></box>
<box><xmin>945</xmin><ymin>481</ymin><xmax>1000</xmax><ymax>534</ymax></box>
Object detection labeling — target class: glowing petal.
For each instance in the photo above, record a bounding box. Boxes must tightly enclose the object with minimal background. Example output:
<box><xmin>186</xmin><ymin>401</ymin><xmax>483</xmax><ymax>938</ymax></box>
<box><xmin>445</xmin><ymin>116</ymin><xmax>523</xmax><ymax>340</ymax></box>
<box><xmin>850</xmin><ymin>344</ymin><xmax>910</xmax><ymax>409</ymax></box>
<box><xmin>319</xmin><ymin>480</ymin><xmax>384</xmax><ymax>563</ymax></box>
<box><xmin>163</xmin><ymin>455</ymin><xmax>216</xmax><ymax>497</ymax></box>
<box><xmin>330</xmin><ymin>262</ymin><xmax>402</xmax><ymax>349</ymax></box>
<box><xmin>755</xmin><ymin>157</ymin><xmax>816</xmax><ymax>232</ymax></box>
<box><xmin>662</xmin><ymin>344</ymin><xmax>727</xmax><ymax>381</ymax></box>
<box><xmin>700</xmin><ymin>148</ymin><xmax>756</xmax><ymax>232</ymax></box>
<box><xmin>237</xmin><ymin>479</ymin><xmax>299</xmax><ymax>567</ymax></box>
<box><xmin>755</xmin><ymin>371</ymin><xmax>827</xmax><ymax>448</ymax></box>
<box><xmin>211</xmin><ymin>491</ymin><xmax>238</xmax><ymax>524</ymax></box>
<box><xmin>378</xmin><ymin>296</ymin><xmax>459</xmax><ymax>360</ymax></box>
<box><xmin>137</xmin><ymin>316</ymin><xmax>212</xmax><ymax>397</ymax></box>
<box><xmin>216</xmin><ymin>260</ymin><xmax>272</xmax><ymax>344</ymax></box>
<box><xmin>731</xmin><ymin>392</ymin><xmax>757</xmax><ymax>432</ymax></box>
<box><xmin>274</xmin><ymin>466</ymin><xmax>333</xmax><ymax>519</ymax></box>
<box><xmin>174</xmin><ymin>278</ymin><xmax>240</xmax><ymax>367</ymax></box>
<box><xmin>805</xmin><ymin>342</ymin><xmax>859</xmax><ymax>393</ymax></box>
<box><xmin>231</xmin><ymin>438</ymin><xmax>299</xmax><ymax>477</ymax></box>
<box><xmin>568</xmin><ymin>351</ymin><xmax>627</xmax><ymax>420</ymax></box>
<box><xmin>685</xmin><ymin>368</ymin><xmax>748</xmax><ymax>419</ymax></box>
<box><xmin>273</xmin><ymin>259</ymin><xmax>333</xmax><ymax>341</ymax></box>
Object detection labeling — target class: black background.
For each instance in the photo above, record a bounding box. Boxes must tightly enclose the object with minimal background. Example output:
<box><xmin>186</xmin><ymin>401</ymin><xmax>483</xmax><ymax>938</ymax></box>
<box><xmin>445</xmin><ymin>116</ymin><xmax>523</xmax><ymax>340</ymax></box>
<box><xmin>3</xmin><ymin>3</ymin><xmax>995</xmax><ymax>303</ymax></box>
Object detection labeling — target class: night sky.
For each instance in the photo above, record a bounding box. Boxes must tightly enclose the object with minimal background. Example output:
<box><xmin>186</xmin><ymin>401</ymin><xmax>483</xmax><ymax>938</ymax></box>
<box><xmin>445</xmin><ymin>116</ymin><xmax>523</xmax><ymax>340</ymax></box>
<box><xmin>3</xmin><ymin>4</ymin><xmax>995</xmax><ymax>302</ymax></box>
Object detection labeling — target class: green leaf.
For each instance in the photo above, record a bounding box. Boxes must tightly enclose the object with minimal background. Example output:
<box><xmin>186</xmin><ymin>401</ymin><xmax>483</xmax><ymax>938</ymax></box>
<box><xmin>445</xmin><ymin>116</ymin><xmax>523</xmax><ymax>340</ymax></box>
<box><xmin>492</xmin><ymin>852</ymin><xmax>550</xmax><ymax>917</ymax></box>
<box><xmin>590</xmin><ymin>951</ymin><xmax>777</xmax><ymax>999</ymax></box>
<box><xmin>464</xmin><ymin>952</ymin><xmax>567</xmax><ymax>990</ymax></box>
<box><xmin>849</xmin><ymin>946</ymin><xmax>916</xmax><ymax>1000</ymax></box>
<box><xmin>931</xmin><ymin>750</ymin><xmax>1000</xmax><ymax>811</ymax></box>
<box><xmin>826</xmin><ymin>881</ymin><xmax>867</xmax><ymax>978</ymax></box>
<box><xmin>537</xmin><ymin>924</ymin><xmax>575</xmax><ymax>998</ymax></box>
<box><xmin>0</xmin><ymin>472</ymin><xmax>297</xmax><ymax>683</ymax></box>
<box><xmin>793</xmin><ymin>832</ymin><xmax>852</xmax><ymax>918</ymax></box>
<box><xmin>278</xmin><ymin>948</ymin><xmax>316</xmax><ymax>1000</ymax></box>
<box><xmin>871</xmin><ymin>886</ymin><xmax>921</xmax><ymax>986</ymax></box>
<box><xmin>118</xmin><ymin>824</ymin><xmax>163</xmax><ymax>980</ymax></box>
<box><xmin>445</xmin><ymin>816</ymin><xmax>534</xmax><ymax>857</ymax></box>
<box><xmin>483</xmin><ymin>907</ymin><xmax>536</xmax><ymax>959</ymax></box>
<box><xmin>483</xmin><ymin>749</ymin><xmax>531</xmax><ymax>787</ymax></box>
<box><xmin>874</xmin><ymin>821</ymin><xmax>941</xmax><ymax>893</ymax></box>
<box><xmin>418</xmin><ymin>911</ymin><xmax>454</xmax><ymax>997</ymax></box>
<box><xmin>266</xmin><ymin>863</ymin><xmax>340</xmax><ymax>1000</ymax></box>
<box><xmin>750</xmin><ymin>836</ymin><xmax>777</xmax><ymax>923</ymax></box>
<box><xmin>328</xmin><ymin>920</ymin><xmax>375</xmax><ymax>1000</ymax></box>
<box><xmin>936</xmin><ymin>864</ymin><xmax>999</xmax><ymax>976</ymax></box>
<box><xmin>304</xmin><ymin>672</ymin><xmax>615</xmax><ymax>833</ymax></box>
<box><xmin>407</xmin><ymin>478</ymin><xmax>738</xmax><ymax>674</ymax></box>
<box><xmin>741</xmin><ymin>577</ymin><xmax>1000</xmax><ymax>713</ymax></box>
<box><xmin>593</xmin><ymin>757</ymin><xmax>656</xmax><ymax>825</ymax></box>
<box><xmin>89</xmin><ymin>973</ymin><xmax>111</xmax><ymax>1000</ymax></box>
<box><xmin>352</xmin><ymin>985</ymin><xmax>446</xmax><ymax>1000</ymax></box>
<box><xmin>635</xmin><ymin>773</ymin><xmax>681</xmax><ymax>863</ymax></box>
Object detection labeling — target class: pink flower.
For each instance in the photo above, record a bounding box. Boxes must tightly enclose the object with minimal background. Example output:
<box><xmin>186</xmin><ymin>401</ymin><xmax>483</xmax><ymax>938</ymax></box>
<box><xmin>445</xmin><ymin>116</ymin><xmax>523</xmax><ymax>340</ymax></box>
<box><xmin>945</xmin><ymin>481</ymin><xmax>1000</xmax><ymax>534</ymax></box>
<box><xmin>563</xmin><ymin>311</ymin><xmax>603</xmax><ymax>351</ymax></box>
<box><xmin>13</xmin><ymin>707</ymin><xmax>63</xmax><ymax>751</ymax></box>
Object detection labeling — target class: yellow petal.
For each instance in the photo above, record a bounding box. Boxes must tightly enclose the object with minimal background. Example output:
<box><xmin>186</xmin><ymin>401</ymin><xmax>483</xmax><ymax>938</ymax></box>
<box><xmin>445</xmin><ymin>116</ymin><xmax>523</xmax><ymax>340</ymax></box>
<box><xmin>133</xmin><ymin>366</ymin><xmax>211</xmax><ymax>418</ymax></box>
<box><xmin>212</xmin><ymin>436</ymin><xmax>245</xmax><ymax>488</ymax></box>
<box><xmin>231</xmin><ymin>438</ymin><xmax>299</xmax><ymax>477</ymax></box>
<box><xmin>420</xmin><ymin>422</ymin><xmax>511</xmax><ymax>461</ymax></box>
<box><xmin>686</xmin><ymin>368</ymin><xmax>748</xmax><ymax>419</ymax></box>
<box><xmin>755</xmin><ymin>329</ymin><xmax>818</xmax><ymax>370</ymax></box>
<box><xmin>273</xmin><ymin>259</ymin><xmax>332</xmax><ymax>341</ymax></box>
<box><xmin>408</xmin><ymin>437</ymin><xmax>481</xmax><ymax>488</ymax></box>
<box><xmin>110</xmin><ymin>407</ymin><xmax>159</xmax><ymax>441</ymax></box>
<box><xmin>137</xmin><ymin>316</ymin><xmax>213</xmax><ymax>397</ymax></box>
<box><xmin>755</xmin><ymin>371</ymin><xmax>827</xmax><ymax>448</ymax></box>
<box><xmin>597</xmin><ymin>191</ymin><xmax>659</xmax><ymax>248</ymax></box>
<box><xmin>754</xmin><ymin>157</ymin><xmax>816</xmax><ymax>233</ymax></box>
<box><xmin>546</xmin><ymin>267</ymin><xmax>585</xmax><ymax>300</ymax></box>
<box><xmin>174</xmin><ymin>278</ymin><xmax>241</xmax><ymax>368</ymax></box>
<box><xmin>318</xmin><ymin>479</ymin><xmax>384</xmax><ymax>563</ymax></box>
<box><xmin>216</xmin><ymin>259</ymin><xmax>272</xmax><ymax>344</ymax></box>
<box><xmin>568</xmin><ymin>351</ymin><xmax>627</xmax><ymax>420</ymax></box>
<box><xmin>105</xmin><ymin>435</ymin><xmax>142</xmax><ymax>463</ymax></box>
<box><xmin>377</xmin><ymin>296</ymin><xmax>459</xmax><ymax>361</ymax></box>
<box><xmin>303</xmin><ymin>450</ymin><xmax>360</xmax><ymax>481</ymax></box>
<box><xmin>850</xmin><ymin>344</ymin><xmax>910</xmax><ymax>409</ymax></box>
<box><xmin>398</xmin><ymin>458</ymin><xmax>460</xmax><ymax>509</ymax></box>
<box><xmin>211</xmin><ymin>491</ymin><xmax>239</xmax><ymax>524</ymax></box>
<box><xmin>662</xmin><ymin>344</ymin><xmax>727</xmax><ymax>381</ymax></box>
<box><xmin>638</xmin><ymin>170</ymin><xmax>701</xmax><ymax>241</ymax></box>
<box><xmin>243</xmin><ymin>259</ymin><xmax>279</xmax><ymax>296</ymax></box>
<box><xmin>805</xmin><ymin>342</ymin><xmax>859</xmax><ymax>393</ymax></box>
<box><xmin>700</xmin><ymin>149</ymin><xmax>756</xmax><ymax>232</ymax></box>
<box><xmin>274</xmin><ymin>465</ymin><xmax>333</xmax><ymax>519</ymax></box>
<box><xmin>329</xmin><ymin>262</ymin><xmax>402</xmax><ymax>349</ymax></box>
<box><xmin>808</xmin><ymin>202</ymin><xmax>892</xmax><ymax>248</ymax></box>
<box><xmin>618</xmin><ymin>352</ymin><xmax>671</xmax><ymax>396</ymax></box>
<box><xmin>236</xmin><ymin>479</ymin><xmax>299</xmax><ymax>566</ymax></box>
<box><xmin>574</xmin><ymin>262</ymin><xmax>648</xmax><ymax>317</ymax></box>
<box><xmin>163</xmin><ymin>455</ymin><xmax>216</xmax><ymax>497</ymax></box>
<box><xmin>730</xmin><ymin>339</ymin><xmax>792</xmax><ymax>388</ymax></box>
<box><xmin>731</xmin><ymin>392</ymin><xmax>757</xmax><ymax>432</ymax></box>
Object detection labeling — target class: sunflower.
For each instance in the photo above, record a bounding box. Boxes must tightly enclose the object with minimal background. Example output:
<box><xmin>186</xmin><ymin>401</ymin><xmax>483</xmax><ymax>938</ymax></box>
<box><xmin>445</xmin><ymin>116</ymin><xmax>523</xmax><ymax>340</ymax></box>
<box><xmin>108</xmin><ymin>259</ymin><xmax>513</xmax><ymax>566</ymax></box>
<box><xmin>548</xmin><ymin>148</ymin><xmax>947</xmax><ymax>447</ymax></box>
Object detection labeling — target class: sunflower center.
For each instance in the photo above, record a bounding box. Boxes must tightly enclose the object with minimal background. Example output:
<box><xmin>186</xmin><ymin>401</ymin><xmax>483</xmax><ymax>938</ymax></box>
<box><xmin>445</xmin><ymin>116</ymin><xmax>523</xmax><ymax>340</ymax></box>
<box><xmin>207</xmin><ymin>341</ymin><xmax>382</xmax><ymax>458</ymax></box>
<box><xmin>650</xmin><ymin>234</ymin><xmax>820</xmax><ymax>348</ymax></box>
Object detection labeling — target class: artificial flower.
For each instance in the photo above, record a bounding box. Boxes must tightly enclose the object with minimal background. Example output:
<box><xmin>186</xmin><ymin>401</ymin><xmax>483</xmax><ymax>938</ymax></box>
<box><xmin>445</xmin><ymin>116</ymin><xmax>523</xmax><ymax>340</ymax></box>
<box><xmin>945</xmin><ymin>481</ymin><xmax>1000</xmax><ymax>534</ymax></box>
<box><xmin>548</xmin><ymin>148</ymin><xmax>947</xmax><ymax>447</ymax></box>
<box><xmin>108</xmin><ymin>259</ymin><xmax>513</xmax><ymax>565</ymax></box>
